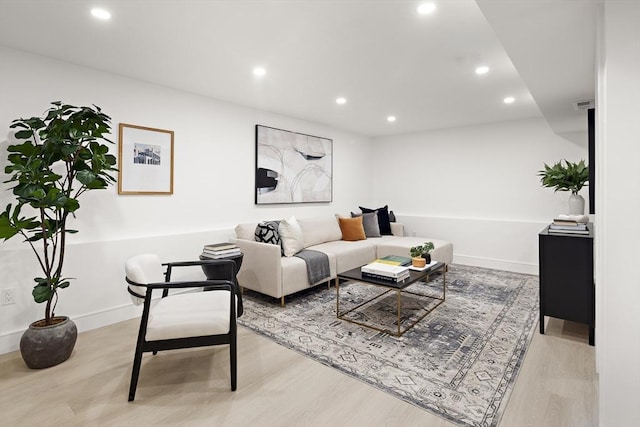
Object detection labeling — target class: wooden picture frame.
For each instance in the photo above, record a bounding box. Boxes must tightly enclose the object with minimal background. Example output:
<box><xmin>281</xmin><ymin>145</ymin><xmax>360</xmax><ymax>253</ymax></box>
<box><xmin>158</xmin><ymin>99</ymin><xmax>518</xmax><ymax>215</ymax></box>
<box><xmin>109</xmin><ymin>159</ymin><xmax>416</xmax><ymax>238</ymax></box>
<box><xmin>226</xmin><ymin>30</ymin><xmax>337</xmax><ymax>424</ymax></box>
<box><xmin>255</xmin><ymin>125</ymin><xmax>333</xmax><ymax>204</ymax></box>
<box><xmin>118</xmin><ymin>123</ymin><xmax>174</xmax><ymax>195</ymax></box>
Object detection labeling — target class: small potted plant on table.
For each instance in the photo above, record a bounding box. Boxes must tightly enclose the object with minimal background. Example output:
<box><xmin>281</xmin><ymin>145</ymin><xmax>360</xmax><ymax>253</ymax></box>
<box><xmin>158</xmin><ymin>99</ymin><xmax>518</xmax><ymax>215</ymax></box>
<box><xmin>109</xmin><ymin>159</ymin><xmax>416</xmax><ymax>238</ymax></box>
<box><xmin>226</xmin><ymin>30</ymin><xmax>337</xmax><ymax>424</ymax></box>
<box><xmin>409</xmin><ymin>242</ymin><xmax>435</xmax><ymax>268</ymax></box>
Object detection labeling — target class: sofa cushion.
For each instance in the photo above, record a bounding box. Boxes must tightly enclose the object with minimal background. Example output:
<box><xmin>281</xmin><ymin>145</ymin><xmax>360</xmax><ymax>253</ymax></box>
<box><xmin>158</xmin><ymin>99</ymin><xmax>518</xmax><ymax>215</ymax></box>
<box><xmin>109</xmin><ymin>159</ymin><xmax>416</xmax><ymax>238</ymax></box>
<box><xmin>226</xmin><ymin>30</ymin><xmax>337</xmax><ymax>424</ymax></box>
<box><xmin>254</xmin><ymin>221</ymin><xmax>281</xmax><ymax>246</ymax></box>
<box><xmin>235</xmin><ymin>222</ymin><xmax>259</xmax><ymax>240</ymax></box>
<box><xmin>337</xmin><ymin>216</ymin><xmax>366</xmax><ymax>241</ymax></box>
<box><xmin>351</xmin><ymin>211</ymin><xmax>381</xmax><ymax>238</ymax></box>
<box><xmin>279</xmin><ymin>216</ymin><xmax>305</xmax><ymax>257</ymax></box>
<box><xmin>375</xmin><ymin>236</ymin><xmax>454</xmax><ymax>266</ymax></box>
<box><xmin>360</xmin><ymin>205</ymin><xmax>392</xmax><ymax>235</ymax></box>
<box><xmin>309</xmin><ymin>240</ymin><xmax>377</xmax><ymax>273</ymax></box>
<box><xmin>297</xmin><ymin>216</ymin><xmax>343</xmax><ymax>248</ymax></box>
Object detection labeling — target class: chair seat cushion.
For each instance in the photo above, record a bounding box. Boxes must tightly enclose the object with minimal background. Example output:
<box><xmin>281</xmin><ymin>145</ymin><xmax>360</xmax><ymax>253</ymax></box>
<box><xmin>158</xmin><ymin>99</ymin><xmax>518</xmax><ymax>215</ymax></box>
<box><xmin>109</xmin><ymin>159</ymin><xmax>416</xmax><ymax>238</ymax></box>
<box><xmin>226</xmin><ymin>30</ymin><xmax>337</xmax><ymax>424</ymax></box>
<box><xmin>146</xmin><ymin>291</ymin><xmax>232</xmax><ymax>341</ymax></box>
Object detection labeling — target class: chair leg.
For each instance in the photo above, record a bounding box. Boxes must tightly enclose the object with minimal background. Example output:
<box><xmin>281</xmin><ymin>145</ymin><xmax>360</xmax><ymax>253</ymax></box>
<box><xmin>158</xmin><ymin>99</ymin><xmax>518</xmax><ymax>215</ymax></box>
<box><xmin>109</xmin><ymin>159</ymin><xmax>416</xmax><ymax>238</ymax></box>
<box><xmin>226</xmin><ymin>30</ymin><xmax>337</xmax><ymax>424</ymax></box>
<box><xmin>128</xmin><ymin>344</ymin><xmax>145</xmax><ymax>401</ymax></box>
<box><xmin>230</xmin><ymin>333</ymin><xmax>237</xmax><ymax>391</ymax></box>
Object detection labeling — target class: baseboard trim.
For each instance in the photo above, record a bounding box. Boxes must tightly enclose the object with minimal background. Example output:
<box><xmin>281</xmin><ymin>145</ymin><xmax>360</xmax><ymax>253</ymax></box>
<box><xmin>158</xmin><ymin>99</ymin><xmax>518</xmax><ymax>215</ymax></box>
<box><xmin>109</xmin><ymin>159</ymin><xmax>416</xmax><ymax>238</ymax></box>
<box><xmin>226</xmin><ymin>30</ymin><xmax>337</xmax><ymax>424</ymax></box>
<box><xmin>0</xmin><ymin>303</ymin><xmax>141</xmax><ymax>355</ymax></box>
<box><xmin>453</xmin><ymin>254</ymin><xmax>538</xmax><ymax>275</ymax></box>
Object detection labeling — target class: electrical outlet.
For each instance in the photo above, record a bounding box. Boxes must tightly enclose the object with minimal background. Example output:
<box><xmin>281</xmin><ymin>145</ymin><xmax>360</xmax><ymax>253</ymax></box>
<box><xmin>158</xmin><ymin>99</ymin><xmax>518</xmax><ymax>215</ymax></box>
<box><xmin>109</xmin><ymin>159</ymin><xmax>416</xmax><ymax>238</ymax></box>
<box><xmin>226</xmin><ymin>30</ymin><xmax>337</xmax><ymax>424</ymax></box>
<box><xmin>1</xmin><ymin>288</ymin><xmax>16</xmax><ymax>305</ymax></box>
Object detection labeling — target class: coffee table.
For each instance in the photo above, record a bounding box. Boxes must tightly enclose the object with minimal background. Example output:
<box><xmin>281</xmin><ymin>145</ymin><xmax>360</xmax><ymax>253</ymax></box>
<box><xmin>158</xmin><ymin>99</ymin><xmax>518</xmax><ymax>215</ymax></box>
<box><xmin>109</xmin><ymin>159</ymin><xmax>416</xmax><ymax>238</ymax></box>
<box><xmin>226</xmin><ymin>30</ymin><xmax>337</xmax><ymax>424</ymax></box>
<box><xmin>336</xmin><ymin>261</ymin><xmax>446</xmax><ymax>337</ymax></box>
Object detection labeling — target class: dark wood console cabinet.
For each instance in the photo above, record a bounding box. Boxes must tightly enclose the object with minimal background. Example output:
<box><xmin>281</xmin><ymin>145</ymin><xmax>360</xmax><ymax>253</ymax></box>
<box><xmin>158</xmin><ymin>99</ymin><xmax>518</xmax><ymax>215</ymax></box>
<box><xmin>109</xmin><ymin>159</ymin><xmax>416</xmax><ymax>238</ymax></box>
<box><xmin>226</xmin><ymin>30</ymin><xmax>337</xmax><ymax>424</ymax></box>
<box><xmin>539</xmin><ymin>224</ymin><xmax>595</xmax><ymax>346</ymax></box>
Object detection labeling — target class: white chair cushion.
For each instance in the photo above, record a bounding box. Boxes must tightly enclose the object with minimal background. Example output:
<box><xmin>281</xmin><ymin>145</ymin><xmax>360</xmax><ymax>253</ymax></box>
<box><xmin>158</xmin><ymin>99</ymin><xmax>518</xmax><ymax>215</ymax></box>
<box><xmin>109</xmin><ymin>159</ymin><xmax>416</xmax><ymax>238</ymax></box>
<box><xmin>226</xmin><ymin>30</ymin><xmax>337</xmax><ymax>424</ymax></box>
<box><xmin>146</xmin><ymin>291</ymin><xmax>232</xmax><ymax>341</ymax></box>
<box><xmin>125</xmin><ymin>254</ymin><xmax>165</xmax><ymax>305</ymax></box>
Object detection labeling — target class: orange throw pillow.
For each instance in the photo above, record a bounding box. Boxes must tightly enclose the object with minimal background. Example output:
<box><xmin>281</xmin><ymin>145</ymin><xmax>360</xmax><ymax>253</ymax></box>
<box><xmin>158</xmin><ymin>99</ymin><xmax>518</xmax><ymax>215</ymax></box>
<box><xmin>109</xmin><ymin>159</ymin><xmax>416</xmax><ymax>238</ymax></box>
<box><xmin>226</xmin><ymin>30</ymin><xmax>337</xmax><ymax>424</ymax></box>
<box><xmin>338</xmin><ymin>216</ymin><xmax>366</xmax><ymax>241</ymax></box>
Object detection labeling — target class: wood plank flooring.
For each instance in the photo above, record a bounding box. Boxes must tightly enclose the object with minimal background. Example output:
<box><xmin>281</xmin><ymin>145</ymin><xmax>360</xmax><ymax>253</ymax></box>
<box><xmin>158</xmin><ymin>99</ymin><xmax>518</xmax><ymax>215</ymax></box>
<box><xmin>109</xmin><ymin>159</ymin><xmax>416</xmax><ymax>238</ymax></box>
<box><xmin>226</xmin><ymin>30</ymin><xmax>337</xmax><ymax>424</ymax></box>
<box><xmin>0</xmin><ymin>316</ymin><xmax>596</xmax><ymax>426</ymax></box>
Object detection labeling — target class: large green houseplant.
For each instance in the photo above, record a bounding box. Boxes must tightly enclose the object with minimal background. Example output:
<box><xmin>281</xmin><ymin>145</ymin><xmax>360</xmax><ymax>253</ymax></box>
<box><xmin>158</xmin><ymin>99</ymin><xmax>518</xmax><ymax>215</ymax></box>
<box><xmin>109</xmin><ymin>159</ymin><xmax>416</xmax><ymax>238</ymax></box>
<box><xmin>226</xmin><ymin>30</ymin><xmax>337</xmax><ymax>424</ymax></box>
<box><xmin>0</xmin><ymin>102</ymin><xmax>117</xmax><ymax>368</ymax></box>
<box><xmin>537</xmin><ymin>159</ymin><xmax>589</xmax><ymax>214</ymax></box>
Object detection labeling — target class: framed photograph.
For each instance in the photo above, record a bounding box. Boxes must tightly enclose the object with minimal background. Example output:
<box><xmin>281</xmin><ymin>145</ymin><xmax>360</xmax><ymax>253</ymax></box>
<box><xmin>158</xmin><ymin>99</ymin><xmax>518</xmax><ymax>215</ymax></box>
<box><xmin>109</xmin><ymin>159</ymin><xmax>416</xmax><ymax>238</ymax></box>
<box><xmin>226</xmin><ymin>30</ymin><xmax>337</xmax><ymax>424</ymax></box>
<box><xmin>118</xmin><ymin>123</ymin><xmax>174</xmax><ymax>195</ymax></box>
<box><xmin>255</xmin><ymin>125</ymin><xmax>332</xmax><ymax>204</ymax></box>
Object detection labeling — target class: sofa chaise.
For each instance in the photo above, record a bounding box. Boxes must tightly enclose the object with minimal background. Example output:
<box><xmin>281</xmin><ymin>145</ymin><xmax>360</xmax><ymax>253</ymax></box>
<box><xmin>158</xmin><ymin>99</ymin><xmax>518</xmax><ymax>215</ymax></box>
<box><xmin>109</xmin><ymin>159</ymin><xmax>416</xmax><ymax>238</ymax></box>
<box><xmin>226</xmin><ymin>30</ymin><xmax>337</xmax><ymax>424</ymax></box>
<box><xmin>233</xmin><ymin>215</ymin><xmax>453</xmax><ymax>306</ymax></box>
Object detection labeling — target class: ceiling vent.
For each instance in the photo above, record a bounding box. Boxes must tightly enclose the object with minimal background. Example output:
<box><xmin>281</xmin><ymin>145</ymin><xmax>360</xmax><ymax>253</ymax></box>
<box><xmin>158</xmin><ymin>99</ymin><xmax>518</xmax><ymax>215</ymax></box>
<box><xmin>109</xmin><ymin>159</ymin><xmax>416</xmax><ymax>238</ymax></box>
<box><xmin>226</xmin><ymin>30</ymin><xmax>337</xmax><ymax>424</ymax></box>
<box><xmin>573</xmin><ymin>100</ymin><xmax>594</xmax><ymax>111</ymax></box>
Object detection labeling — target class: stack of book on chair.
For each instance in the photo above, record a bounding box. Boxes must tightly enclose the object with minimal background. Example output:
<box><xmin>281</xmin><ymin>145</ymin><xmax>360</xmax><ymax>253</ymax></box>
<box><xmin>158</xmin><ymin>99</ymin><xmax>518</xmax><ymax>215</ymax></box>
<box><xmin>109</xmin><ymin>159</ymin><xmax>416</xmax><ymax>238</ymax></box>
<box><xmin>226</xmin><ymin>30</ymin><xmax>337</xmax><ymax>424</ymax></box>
<box><xmin>201</xmin><ymin>242</ymin><xmax>241</xmax><ymax>259</ymax></box>
<box><xmin>361</xmin><ymin>262</ymin><xmax>410</xmax><ymax>283</ymax></box>
<box><xmin>548</xmin><ymin>216</ymin><xmax>590</xmax><ymax>235</ymax></box>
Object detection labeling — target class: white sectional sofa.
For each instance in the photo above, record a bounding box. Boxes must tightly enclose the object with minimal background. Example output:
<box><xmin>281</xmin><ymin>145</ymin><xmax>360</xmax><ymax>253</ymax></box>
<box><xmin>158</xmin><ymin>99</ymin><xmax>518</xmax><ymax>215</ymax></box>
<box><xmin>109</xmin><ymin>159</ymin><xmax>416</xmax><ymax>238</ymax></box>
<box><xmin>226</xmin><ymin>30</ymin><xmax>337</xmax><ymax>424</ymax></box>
<box><xmin>233</xmin><ymin>216</ymin><xmax>453</xmax><ymax>306</ymax></box>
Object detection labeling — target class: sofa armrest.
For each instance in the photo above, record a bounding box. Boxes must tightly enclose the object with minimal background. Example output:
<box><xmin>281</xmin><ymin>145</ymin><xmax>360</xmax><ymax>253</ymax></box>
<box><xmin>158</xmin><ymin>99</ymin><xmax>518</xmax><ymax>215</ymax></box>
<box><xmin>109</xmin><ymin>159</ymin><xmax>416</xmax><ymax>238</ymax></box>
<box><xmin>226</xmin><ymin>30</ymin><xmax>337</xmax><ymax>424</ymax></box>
<box><xmin>232</xmin><ymin>238</ymin><xmax>283</xmax><ymax>298</ymax></box>
<box><xmin>391</xmin><ymin>222</ymin><xmax>404</xmax><ymax>237</ymax></box>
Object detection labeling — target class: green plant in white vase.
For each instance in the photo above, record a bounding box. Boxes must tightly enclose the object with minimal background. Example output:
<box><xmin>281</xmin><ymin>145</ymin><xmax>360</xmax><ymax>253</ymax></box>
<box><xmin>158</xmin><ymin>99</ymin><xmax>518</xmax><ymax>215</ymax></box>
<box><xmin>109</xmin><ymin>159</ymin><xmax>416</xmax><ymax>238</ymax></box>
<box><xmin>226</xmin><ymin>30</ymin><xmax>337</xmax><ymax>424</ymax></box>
<box><xmin>537</xmin><ymin>159</ymin><xmax>589</xmax><ymax>214</ymax></box>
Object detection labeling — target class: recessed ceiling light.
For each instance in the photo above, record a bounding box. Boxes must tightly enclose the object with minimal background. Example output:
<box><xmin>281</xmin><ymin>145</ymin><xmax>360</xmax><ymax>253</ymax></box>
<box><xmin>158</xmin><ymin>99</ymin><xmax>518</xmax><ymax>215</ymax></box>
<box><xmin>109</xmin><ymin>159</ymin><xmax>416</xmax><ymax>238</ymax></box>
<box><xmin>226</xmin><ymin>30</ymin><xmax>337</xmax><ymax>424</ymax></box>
<box><xmin>336</xmin><ymin>97</ymin><xmax>347</xmax><ymax>105</ymax></box>
<box><xmin>253</xmin><ymin>67</ymin><xmax>266</xmax><ymax>77</ymax></box>
<box><xmin>503</xmin><ymin>96</ymin><xmax>515</xmax><ymax>104</ymax></box>
<box><xmin>417</xmin><ymin>3</ymin><xmax>437</xmax><ymax>15</ymax></box>
<box><xmin>387</xmin><ymin>116</ymin><xmax>397</xmax><ymax>122</ymax></box>
<box><xmin>91</xmin><ymin>8</ymin><xmax>111</xmax><ymax>20</ymax></box>
<box><xmin>475</xmin><ymin>66</ymin><xmax>490</xmax><ymax>75</ymax></box>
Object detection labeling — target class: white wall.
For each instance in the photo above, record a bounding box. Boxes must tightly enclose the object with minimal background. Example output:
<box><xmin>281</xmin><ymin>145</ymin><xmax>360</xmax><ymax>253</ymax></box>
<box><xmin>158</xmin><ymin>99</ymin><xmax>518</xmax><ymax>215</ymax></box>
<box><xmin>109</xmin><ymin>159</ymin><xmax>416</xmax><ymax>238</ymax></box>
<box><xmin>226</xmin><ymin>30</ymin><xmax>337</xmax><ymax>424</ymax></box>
<box><xmin>596</xmin><ymin>1</ymin><xmax>640</xmax><ymax>425</ymax></box>
<box><xmin>0</xmin><ymin>46</ymin><xmax>595</xmax><ymax>356</ymax></box>
<box><xmin>0</xmin><ymin>47</ymin><xmax>374</xmax><ymax>353</ymax></box>
<box><xmin>372</xmin><ymin>118</ymin><xmax>589</xmax><ymax>273</ymax></box>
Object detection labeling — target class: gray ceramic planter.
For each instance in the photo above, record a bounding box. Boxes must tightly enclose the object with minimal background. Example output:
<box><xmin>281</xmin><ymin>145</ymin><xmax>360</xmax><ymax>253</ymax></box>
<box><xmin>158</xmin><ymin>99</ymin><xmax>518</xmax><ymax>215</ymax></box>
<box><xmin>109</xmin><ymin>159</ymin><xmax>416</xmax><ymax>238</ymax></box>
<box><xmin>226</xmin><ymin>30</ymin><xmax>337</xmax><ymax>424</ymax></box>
<box><xmin>20</xmin><ymin>316</ymin><xmax>77</xmax><ymax>369</ymax></box>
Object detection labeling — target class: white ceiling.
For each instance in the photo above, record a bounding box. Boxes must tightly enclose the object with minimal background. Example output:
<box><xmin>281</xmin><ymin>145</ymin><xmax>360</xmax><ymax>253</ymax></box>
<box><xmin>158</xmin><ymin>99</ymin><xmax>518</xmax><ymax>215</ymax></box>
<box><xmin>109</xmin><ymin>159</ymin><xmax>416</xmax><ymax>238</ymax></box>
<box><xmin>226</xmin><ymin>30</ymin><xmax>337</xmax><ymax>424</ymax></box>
<box><xmin>0</xmin><ymin>0</ymin><xmax>596</xmax><ymax>137</ymax></box>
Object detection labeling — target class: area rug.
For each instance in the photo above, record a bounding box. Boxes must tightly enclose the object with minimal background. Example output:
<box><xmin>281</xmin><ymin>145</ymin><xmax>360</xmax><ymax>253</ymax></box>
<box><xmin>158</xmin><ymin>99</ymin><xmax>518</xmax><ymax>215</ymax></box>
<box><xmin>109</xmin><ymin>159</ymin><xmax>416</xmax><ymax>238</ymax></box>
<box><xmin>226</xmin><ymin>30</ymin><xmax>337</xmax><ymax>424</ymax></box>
<box><xmin>238</xmin><ymin>264</ymin><xmax>539</xmax><ymax>427</ymax></box>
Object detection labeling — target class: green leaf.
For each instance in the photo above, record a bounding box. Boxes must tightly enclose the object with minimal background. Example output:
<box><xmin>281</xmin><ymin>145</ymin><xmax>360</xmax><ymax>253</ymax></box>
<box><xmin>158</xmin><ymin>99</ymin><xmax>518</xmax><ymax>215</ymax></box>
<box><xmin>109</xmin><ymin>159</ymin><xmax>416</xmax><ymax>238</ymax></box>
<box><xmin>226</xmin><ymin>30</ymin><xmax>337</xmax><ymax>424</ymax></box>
<box><xmin>104</xmin><ymin>154</ymin><xmax>117</xmax><ymax>166</ymax></box>
<box><xmin>14</xmin><ymin>129</ymin><xmax>35</xmax><ymax>140</ymax></box>
<box><xmin>32</xmin><ymin>283</ymin><xmax>53</xmax><ymax>303</ymax></box>
<box><xmin>0</xmin><ymin>208</ymin><xmax>20</xmax><ymax>240</ymax></box>
<box><xmin>76</xmin><ymin>170</ymin><xmax>97</xmax><ymax>186</ymax></box>
<box><xmin>61</xmin><ymin>144</ymin><xmax>77</xmax><ymax>156</ymax></box>
<box><xmin>7</xmin><ymin>141</ymin><xmax>37</xmax><ymax>155</ymax></box>
<box><xmin>86</xmin><ymin>179</ymin><xmax>107</xmax><ymax>189</ymax></box>
<box><xmin>63</xmin><ymin>198</ymin><xmax>80</xmax><ymax>212</ymax></box>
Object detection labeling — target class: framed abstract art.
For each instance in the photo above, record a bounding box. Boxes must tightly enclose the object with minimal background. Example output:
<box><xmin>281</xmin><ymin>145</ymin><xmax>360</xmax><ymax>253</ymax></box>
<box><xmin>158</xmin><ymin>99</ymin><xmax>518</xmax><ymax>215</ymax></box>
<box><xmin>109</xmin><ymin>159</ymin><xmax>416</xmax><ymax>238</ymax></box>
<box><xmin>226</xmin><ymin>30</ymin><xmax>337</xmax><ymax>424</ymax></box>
<box><xmin>255</xmin><ymin>125</ymin><xmax>332</xmax><ymax>204</ymax></box>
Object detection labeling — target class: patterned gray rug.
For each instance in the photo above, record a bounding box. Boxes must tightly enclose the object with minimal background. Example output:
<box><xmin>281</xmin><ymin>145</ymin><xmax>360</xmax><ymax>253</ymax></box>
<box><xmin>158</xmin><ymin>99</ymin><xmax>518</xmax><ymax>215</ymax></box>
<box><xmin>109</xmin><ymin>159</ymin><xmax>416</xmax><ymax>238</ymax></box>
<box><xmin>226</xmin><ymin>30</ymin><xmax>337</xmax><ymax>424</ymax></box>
<box><xmin>238</xmin><ymin>264</ymin><xmax>539</xmax><ymax>427</ymax></box>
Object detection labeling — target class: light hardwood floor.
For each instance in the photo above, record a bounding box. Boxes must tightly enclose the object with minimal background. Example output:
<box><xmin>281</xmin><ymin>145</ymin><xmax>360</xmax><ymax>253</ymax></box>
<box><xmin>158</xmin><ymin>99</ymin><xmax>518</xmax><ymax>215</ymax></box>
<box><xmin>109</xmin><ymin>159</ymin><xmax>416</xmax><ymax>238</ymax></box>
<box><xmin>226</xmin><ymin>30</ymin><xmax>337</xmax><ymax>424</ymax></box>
<box><xmin>0</xmin><ymin>316</ymin><xmax>596</xmax><ymax>426</ymax></box>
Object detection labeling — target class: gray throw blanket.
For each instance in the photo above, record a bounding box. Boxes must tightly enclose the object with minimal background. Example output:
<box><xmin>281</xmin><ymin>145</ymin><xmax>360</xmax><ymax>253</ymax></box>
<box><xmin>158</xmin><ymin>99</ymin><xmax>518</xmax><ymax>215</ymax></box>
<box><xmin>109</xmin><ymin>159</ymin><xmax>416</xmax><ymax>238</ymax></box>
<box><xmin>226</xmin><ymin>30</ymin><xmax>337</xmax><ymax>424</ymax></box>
<box><xmin>294</xmin><ymin>249</ymin><xmax>331</xmax><ymax>285</ymax></box>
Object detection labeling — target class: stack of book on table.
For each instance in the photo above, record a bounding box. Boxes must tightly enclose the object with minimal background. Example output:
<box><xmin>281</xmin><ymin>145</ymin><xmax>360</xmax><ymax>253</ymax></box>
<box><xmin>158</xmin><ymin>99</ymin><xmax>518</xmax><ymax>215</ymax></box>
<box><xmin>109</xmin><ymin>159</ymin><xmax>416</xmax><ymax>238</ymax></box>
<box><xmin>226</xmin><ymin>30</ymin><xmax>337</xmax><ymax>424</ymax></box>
<box><xmin>361</xmin><ymin>262</ymin><xmax>410</xmax><ymax>283</ymax></box>
<box><xmin>201</xmin><ymin>242</ymin><xmax>241</xmax><ymax>259</ymax></box>
<box><xmin>373</xmin><ymin>255</ymin><xmax>412</xmax><ymax>267</ymax></box>
<box><xmin>548</xmin><ymin>216</ymin><xmax>589</xmax><ymax>235</ymax></box>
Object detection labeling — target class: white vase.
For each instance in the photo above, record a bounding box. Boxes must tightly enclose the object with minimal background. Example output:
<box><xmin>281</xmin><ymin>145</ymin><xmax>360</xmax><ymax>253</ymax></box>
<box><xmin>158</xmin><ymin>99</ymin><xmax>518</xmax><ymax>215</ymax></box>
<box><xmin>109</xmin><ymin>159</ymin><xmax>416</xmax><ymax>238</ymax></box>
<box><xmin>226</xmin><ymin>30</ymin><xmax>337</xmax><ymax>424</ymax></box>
<box><xmin>568</xmin><ymin>193</ymin><xmax>585</xmax><ymax>215</ymax></box>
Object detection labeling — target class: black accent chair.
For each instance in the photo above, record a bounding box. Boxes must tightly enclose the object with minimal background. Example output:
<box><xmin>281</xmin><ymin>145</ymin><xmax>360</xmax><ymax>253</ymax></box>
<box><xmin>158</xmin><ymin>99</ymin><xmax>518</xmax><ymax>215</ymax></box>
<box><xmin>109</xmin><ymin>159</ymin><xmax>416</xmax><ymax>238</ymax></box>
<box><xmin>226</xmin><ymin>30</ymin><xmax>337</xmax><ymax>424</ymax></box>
<box><xmin>125</xmin><ymin>254</ymin><xmax>242</xmax><ymax>401</ymax></box>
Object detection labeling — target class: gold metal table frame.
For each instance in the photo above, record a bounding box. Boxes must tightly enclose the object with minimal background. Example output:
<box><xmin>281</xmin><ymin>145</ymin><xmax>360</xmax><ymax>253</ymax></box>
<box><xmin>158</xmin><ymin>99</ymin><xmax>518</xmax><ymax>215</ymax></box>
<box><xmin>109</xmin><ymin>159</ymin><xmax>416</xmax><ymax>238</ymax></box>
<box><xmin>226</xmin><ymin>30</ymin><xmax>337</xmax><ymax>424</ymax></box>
<box><xmin>336</xmin><ymin>262</ymin><xmax>447</xmax><ymax>337</ymax></box>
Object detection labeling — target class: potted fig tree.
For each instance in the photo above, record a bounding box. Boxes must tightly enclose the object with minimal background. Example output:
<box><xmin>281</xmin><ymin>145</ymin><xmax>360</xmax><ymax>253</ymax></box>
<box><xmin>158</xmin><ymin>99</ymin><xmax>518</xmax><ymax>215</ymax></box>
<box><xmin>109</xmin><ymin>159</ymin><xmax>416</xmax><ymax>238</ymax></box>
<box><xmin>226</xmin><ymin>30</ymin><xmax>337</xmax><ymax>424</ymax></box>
<box><xmin>0</xmin><ymin>102</ymin><xmax>117</xmax><ymax>368</ymax></box>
